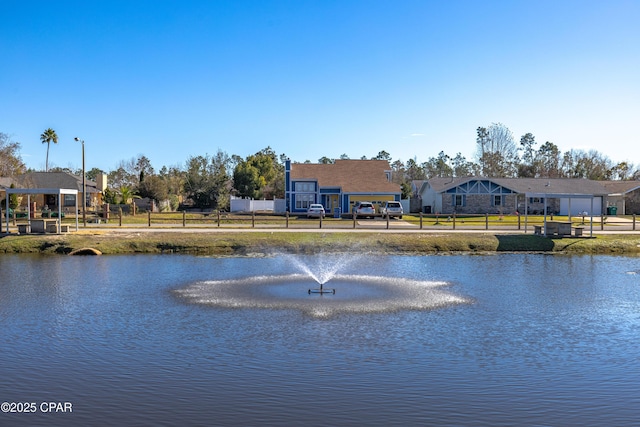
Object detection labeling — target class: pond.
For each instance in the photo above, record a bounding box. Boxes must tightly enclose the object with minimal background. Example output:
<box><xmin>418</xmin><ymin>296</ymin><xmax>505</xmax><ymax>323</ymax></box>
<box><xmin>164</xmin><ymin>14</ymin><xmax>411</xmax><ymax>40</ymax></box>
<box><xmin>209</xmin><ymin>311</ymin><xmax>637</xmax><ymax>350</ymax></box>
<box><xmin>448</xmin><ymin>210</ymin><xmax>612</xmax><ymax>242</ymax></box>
<box><xmin>1</xmin><ymin>253</ymin><xmax>640</xmax><ymax>426</ymax></box>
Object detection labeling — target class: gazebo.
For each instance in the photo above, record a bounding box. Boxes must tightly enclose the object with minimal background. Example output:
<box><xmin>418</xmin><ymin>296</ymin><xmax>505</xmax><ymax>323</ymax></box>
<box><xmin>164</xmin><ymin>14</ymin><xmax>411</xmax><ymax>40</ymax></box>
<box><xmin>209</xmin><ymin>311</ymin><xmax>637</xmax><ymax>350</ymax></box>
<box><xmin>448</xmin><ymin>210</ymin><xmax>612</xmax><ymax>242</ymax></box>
<box><xmin>523</xmin><ymin>191</ymin><xmax>596</xmax><ymax>237</ymax></box>
<box><xmin>3</xmin><ymin>187</ymin><xmax>79</xmax><ymax>234</ymax></box>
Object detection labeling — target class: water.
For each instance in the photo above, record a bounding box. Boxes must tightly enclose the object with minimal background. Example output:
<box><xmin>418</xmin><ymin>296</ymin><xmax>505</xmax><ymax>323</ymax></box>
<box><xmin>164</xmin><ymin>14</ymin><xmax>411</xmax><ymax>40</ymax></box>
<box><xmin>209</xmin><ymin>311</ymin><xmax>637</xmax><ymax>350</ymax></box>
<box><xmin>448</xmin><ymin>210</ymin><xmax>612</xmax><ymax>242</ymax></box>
<box><xmin>1</xmin><ymin>253</ymin><xmax>640</xmax><ymax>426</ymax></box>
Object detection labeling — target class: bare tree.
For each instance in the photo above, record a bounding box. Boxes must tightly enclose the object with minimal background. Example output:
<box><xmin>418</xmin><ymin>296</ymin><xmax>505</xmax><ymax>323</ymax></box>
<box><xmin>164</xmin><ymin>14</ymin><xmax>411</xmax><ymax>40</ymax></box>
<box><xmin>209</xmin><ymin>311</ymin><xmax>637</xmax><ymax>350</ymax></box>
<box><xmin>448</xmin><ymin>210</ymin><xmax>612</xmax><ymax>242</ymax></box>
<box><xmin>0</xmin><ymin>132</ymin><xmax>26</xmax><ymax>176</ymax></box>
<box><xmin>562</xmin><ymin>149</ymin><xmax>613</xmax><ymax>180</ymax></box>
<box><xmin>475</xmin><ymin>123</ymin><xmax>518</xmax><ymax>177</ymax></box>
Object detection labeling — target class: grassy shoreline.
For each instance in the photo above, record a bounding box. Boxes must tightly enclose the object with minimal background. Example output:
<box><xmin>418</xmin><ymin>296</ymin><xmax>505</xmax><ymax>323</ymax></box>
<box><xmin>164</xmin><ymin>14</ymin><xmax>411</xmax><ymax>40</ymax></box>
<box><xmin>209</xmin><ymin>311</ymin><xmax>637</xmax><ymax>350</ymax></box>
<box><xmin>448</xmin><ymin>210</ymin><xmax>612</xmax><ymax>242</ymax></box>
<box><xmin>1</xmin><ymin>230</ymin><xmax>640</xmax><ymax>256</ymax></box>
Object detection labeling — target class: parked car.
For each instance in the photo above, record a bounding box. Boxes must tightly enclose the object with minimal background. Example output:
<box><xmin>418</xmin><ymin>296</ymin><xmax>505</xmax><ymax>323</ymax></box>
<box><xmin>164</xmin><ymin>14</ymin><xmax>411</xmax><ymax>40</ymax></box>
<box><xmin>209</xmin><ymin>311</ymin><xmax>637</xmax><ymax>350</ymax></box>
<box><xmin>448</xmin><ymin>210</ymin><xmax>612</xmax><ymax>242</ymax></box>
<box><xmin>352</xmin><ymin>201</ymin><xmax>375</xmax><ymax>218</ymax></box>
<box><xmin>379</xmin><ymin>201</ymin><xmax>403</xmax><ymax>219</ymax></box>
<box><xmin>306</xmin><ymin>204</ymin><xmax>325</xmax><ymax>218</ymax></box>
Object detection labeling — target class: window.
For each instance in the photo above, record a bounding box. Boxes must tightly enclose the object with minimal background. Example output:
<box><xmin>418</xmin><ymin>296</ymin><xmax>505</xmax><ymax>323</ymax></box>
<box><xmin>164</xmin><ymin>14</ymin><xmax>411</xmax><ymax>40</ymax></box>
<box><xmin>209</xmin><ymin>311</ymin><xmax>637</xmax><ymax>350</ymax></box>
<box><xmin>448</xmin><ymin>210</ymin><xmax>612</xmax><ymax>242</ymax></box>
<box><xmin>493</xmin><ymin>195</ymin><xmax>503</xmax><ymax>206</ymax></box>
<box><xmin>295</xmin><ymin>194</ymin><xmax>314</xmax><ymax>210</ymax></box>
<box><xmin>64</xmin><ymin>194</ymin><xmax>77</xmax><ymax>207</ymax></box>
<box><xmin>453</xmin><ymin>194</ymin><xmax>465</xmax><ymax>207</ymax></box>
<box><xmin>529</xmin><ymin>197</ymin><xmax>544</xmax><ymax>204</ymax></box>
<box><xmin>295</xmin><ymin>182</ymin><xmax>314</xmax><ymax>192</ymax></box>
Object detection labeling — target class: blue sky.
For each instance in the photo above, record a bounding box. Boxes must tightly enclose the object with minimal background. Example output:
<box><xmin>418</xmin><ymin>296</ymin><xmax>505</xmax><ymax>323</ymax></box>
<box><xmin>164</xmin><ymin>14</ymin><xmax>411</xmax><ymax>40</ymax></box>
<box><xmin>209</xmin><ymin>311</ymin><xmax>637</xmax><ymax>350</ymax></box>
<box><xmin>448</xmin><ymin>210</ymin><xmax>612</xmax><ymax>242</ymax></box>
<box><xmin>1</xmin><ymin>0</ymin><xmax>638</xmax><ymax>173</ymax></box>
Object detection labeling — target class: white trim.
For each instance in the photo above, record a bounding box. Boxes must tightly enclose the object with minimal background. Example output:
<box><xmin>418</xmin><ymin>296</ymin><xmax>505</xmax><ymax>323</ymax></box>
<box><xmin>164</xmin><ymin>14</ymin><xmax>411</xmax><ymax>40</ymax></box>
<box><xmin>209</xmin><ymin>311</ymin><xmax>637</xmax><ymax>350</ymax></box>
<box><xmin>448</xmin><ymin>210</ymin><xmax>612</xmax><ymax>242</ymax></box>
<box><xmin>4</xmin><ymin>188</ymin><xmax>79</xmax><ymax>233</ymax></box>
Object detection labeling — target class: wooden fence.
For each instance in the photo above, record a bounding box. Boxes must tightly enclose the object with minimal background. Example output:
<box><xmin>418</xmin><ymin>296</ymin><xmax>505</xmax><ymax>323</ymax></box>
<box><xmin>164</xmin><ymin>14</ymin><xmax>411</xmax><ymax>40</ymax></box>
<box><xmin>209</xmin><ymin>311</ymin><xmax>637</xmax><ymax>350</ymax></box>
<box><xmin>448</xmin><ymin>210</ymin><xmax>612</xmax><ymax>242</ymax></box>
<box><xmin>3</xmin><ymin>207</ymin><xmax>638</xmax><ymax>233</ymax></box>
<box><xmin>126</xmin><ymin>211</ymin><xmax>640</xmax><ymax>232</ymax></box>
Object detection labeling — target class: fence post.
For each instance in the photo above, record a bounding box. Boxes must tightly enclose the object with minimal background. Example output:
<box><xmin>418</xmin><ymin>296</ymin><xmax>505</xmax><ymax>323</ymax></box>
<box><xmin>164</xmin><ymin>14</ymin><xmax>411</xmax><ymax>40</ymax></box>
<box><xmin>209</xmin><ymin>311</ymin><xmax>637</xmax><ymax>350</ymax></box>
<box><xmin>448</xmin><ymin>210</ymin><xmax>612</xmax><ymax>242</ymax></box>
<box><xmin>353</xmin><ymin>213</ymin><xmax>357</xmax><ymax>228</ymax></box>
<box><xmin>420</xmin><ymin>212</ymin><xmax>423</xmax><ymax>229</ymax></box>
<box><xmin>319</xmin><ymin>214</ymin><xmax>323</xmax><ymax>229</ymax></box>
<box><xmin>286</xmin><ymin>211</ymin><xmax>289</xmax><ymax>228</ymax></box>
<box><xmin>252</xmin><ymin>211</ymin><xmax>255</xmax><ymax>228</ymax></box>
<box><xmin>148</xmin><ymin>210</ymin><xmax>151</xmax><ymax>227</ymax></box>
<box><xmin>518</xmin><ymin>213</ymin><xmax>521</xmax><ymax>230</ymax></box>
<box><xmin>633</xmin><ymin>214</ymin><xmax>636</xmax><ymax>231</ymax></box>
<box><xmin>453</xmin><ymin>213</ymin><xmax>456</xmax><ymax>230</ymax></box>
<box><xmin>601</xmin><ymin>214</ymin><xmax>604</xmax><ymax>230</ymax></box>
<box><xmin>217</xmin><ymin>210</ymin><xmax>221</xmax><ymax>227</ymax></box>
<box><xmin>485</xmin><ymin>213</ymin><xmax>489</xmax><ymax>230</ymax></box>
<box><xmin>183</xmin><ymin>211</ymin><xmax>186</xmax><ymax>227</ymax></box>
<box><xmin>386</xmin><ymin>212</ymin><xmax>390</xmax><ymax>229</ymax></box>
<box><xmin>119</xmin><ymin>208</ymin><xmax>123</xmax><ymax>227</ymax></box>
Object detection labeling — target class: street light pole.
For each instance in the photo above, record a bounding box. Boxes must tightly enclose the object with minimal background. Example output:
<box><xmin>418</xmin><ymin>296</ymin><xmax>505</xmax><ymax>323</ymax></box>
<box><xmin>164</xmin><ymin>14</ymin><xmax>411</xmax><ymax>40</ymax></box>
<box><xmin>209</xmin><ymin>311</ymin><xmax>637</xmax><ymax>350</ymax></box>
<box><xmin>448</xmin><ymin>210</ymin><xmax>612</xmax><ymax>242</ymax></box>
<box><xmin>74</xmin><ymin>137</ymin><xmax>86</xmax><ymax>227</ymax></box>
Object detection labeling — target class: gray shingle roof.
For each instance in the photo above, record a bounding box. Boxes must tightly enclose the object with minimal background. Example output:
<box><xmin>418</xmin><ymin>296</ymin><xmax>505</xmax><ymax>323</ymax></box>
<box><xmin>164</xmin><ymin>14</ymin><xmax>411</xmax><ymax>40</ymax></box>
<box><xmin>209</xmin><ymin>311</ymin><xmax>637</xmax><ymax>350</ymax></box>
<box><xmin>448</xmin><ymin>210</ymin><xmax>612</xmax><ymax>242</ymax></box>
<box><xmin>10</xmin><ymin>172</ymin><xmax>99</xmax><ymax>193</ymax></box>
<box><xmin>428</xmin><ymin>177</ymin><xmax>610</xmax><ymax>196</ymax></box>
<box><xmin>599</xmin><ymin>180</ymin><xmax>640</xmax><ymax>195</ymax></box>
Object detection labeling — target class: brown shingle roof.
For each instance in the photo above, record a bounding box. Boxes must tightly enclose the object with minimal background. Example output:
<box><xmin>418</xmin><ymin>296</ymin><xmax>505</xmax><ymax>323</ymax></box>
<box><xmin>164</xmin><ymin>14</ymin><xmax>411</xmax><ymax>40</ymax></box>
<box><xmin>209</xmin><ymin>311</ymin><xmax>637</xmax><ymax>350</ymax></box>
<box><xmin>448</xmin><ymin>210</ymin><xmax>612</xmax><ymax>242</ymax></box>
<box><xmin>291</xmin><ymin>160</ymin><xmax>400</xmax><ymax>193</ymax></box>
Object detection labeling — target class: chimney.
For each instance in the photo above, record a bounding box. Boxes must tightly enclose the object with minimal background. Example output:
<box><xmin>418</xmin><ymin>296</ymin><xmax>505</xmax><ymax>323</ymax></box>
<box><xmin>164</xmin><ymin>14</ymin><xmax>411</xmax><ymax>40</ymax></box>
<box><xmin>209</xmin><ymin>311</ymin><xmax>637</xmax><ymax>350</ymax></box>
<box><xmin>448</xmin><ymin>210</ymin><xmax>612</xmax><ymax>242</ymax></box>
<box><xmin>96</xmin><ymin>173</ymin><xmax>108</xmax><ymax>191</ymax></box>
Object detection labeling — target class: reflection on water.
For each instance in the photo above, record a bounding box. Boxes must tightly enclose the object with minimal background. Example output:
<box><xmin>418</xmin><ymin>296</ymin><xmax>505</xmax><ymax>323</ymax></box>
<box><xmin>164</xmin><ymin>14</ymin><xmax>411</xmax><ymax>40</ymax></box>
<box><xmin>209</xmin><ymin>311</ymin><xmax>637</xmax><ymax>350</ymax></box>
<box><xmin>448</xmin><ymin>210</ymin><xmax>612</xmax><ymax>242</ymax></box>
<box><xmin>1</xmin><ymin>253</ymin><xmax>640</xmax><ymax>426</ymax></box>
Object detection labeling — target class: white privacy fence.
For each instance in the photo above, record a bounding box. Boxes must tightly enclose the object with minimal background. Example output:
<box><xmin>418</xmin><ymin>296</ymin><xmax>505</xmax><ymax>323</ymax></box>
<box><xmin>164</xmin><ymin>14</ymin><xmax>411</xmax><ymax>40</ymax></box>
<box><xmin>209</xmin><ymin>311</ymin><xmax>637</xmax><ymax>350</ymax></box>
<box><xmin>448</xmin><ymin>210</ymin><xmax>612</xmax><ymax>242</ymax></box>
<box><xmin>230</xmin><ymin>197</ymin><xmax>286</xmax><ymax>213</ymax></box>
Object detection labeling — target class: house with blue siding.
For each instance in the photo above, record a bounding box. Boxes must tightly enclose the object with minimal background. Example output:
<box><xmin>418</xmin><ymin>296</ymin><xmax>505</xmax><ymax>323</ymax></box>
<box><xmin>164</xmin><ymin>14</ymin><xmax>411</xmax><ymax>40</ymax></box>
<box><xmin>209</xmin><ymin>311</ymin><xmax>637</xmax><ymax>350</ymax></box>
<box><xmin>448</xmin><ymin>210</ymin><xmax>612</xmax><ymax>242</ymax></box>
<box><xmin>285</xmin><ymin>159</ymin><xmax>401</xmax><ymax>216</ymax></box>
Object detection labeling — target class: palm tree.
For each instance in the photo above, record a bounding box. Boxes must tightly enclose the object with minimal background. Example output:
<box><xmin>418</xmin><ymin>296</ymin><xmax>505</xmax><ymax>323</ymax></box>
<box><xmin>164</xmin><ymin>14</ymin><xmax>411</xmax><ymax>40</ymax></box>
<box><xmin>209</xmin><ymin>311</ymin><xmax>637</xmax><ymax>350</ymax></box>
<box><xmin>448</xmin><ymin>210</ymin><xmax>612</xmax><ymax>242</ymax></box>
<box><xmin>40</xmin><ymin>128</ymin><xmax>58</xmax><ymax>172</ymax></box>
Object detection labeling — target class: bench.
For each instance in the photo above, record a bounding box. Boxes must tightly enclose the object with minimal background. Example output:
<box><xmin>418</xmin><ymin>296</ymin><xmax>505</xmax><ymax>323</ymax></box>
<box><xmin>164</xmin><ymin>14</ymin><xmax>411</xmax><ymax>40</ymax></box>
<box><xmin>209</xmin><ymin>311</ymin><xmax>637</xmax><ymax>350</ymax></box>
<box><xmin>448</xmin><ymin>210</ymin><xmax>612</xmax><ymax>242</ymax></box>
<box><xmin>17</xmin><ymin>223</ymin><xmax>30</xmax><ymax>234</ymax></box>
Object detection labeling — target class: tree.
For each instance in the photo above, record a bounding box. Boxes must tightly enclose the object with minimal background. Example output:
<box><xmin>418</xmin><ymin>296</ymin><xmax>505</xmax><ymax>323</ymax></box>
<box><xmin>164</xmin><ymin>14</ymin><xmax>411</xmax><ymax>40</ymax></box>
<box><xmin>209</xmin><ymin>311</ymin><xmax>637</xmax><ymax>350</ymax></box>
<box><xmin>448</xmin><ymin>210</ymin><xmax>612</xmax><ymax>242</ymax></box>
<box><xmin>424</xmin><ymin>151</ymin><xmax>453</xmax><ymax>178</ymax></box>
<box><xmin>405</xmin><ymin>158</ymin><xmax>426</xmax><ymax>181</ymax></box>
<box><xmin>611</xmin><ymin>161</ymin><xmax>634</xmax><ymax>180</ymax></box>
<box><xmin>561</xmin><ymin>149</ymin><xmax>613</xmax><ymax>180</ymax></box>
<box><xmin>233</xmin><ymin>161</ymin><xmax>261</xmax><ymax>198</ymax></box>
<box><xmin>475</xmin><ymin>127</ymin><xmax>490</xmax><ymax>174</ymax></box>
<box><xmin>519</xmin><ymin>133</ymin><xmax>536</xmax><ymax>165</ymax></box>
<box><xmin>159</xmin><ymin>165</ymin><xmax>186</xmax><ymax>199</ymax></box>
<box><xmin>475</xmin><ymin>123</ymin><xmax>518</xmax><ymax>177</ymax></box>
<box><xmin>40</xmin><ymin>128</ymin><xmax>58</xmax><ymax>172</ymax></box>
<box><xmin>108</xmin><ymin>165</ymin><xmax>137</xmax><ymax>190</ymax></box>
<box><xmin>232</xmin><ymin>147</ymin><xmax>284</xmax><ymax>199</ymax></box>
<box><xmin>118</xmin><ymin>185</ymin><xmax>136</xmax><ymax>205</ymax></box>
<box><xmin>108</xmin><ymin>157</ymin><xmax>143</xmax><ymax>189</ymax></box>
<box><xmin>8</xmin><ymin>183</ymin><xmax>19</xmax><ymax>209</ymax></box>
<box><xmin>135</xmin><ymin>155</ymin><xmax>155</xmax><ymax>183</ymax></box>
<box><xmin>102</xmin><ymin>187</ymin><xmax>118</xmax><ymax>204</ymax></box>
<box><xmin>401</xmin><ymin>181</ymin><xmax>412</xmax><ymax>199</ymax></box>
<box><xmin>86</xmin><ymin>167</ymin><xmax>104</xmax><ymax>182</ymax></box>
<box><xmin>536</xmin><ymin>141</ymin><xmax>562</xmax><ymax>178</ymax></box>
<box><xmin>184</xmin><ymin>151</ymin><xmax>230</xmax><ymax>210</ymax></box>
<box><xmin>517</xmin><ymin>133</ymin><xmax>537</xmax><ymax>177</ymax></box>
<box><xmin>0</xmin><ymin>132</ymin><xmax>26</xmax><ymax>176</ymax></box>
<box><xmin>390</xmin><ymin>159</ymin><xmax>405</xmax><ymax>185</ymax></box>
<box><xmin>451</xmin><ymin>153</ymin><xmax>474</xmax><ymax>177</ymax></box>
<box><xmin>137</xmin><ymin>175</ymin><xmax>169</xmax><ymax>204</ymax></box>
<box><xmin>318</xmin><ymin>156</ymin><xmax>334</xmax><ymax>164</ymax></box>
<box><xmin>374</xmin><ymin>150</ymin><xmax>392</xmax><ymax>162</ymax></box>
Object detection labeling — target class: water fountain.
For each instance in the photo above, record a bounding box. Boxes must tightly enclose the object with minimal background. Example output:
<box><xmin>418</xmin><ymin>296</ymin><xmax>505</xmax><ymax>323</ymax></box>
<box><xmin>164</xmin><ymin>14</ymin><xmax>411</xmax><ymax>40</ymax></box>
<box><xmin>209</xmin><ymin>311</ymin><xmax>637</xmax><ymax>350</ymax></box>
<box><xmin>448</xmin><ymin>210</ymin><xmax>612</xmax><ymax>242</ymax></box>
<box><xmin>174</xmin><ymin>253</ymin><xmax>472</xmax><ymax>318</ymax></box>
